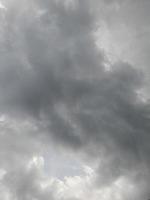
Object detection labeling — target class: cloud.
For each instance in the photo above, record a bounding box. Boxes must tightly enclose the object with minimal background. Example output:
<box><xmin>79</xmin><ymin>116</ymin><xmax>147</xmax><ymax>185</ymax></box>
<box><xmin>0</xmin><ymin>0</ymin><xmax>150</xmax><ymax>199</ymax></box>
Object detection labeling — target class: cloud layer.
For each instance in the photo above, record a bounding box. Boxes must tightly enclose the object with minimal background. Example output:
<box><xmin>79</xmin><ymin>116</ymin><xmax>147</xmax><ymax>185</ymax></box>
<box><xmin>0</xmin><ymin>0</ymin><xmax>150</xmax><ymax>199</ymax></box>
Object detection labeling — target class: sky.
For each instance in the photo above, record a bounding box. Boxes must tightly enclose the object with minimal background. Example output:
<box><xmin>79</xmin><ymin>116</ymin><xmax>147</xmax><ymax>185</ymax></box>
<box><xmin>0</xmin><ymin>0</ymin><xmax>150</xmax><ymax>199</ymax></box>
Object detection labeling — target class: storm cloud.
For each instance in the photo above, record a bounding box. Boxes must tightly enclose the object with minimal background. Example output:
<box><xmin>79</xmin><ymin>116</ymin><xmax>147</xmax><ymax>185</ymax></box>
<box><xmin>0</xmin><ymin>0</ymin><xmax>150</xmax><ymax>199</ymax></box>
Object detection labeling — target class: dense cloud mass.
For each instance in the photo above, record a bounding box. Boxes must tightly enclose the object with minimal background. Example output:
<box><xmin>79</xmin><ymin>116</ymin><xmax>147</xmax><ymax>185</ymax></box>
<box><xmin>0</xmin><ymin>0</ymin><xmax>150</xmax><ymax>199</ymax></box>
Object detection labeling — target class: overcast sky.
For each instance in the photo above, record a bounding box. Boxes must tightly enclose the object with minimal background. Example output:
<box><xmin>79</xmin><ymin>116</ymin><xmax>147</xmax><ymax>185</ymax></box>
<box><xmin>0</xmin><ymin>0</ymin><xmax>150</xmax><ymax>199</ymax></box>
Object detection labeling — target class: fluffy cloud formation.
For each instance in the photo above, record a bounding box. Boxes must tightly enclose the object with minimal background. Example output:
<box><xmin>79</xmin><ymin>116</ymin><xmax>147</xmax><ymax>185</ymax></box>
<box><xmin>0</xmin><ymin>0</ymin><xmax>150</xmax><ymax>199</ymax></box>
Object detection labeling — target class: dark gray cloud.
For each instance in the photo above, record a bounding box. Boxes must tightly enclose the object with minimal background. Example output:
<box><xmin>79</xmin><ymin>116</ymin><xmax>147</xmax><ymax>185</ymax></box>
<box><xmin>0</xmin><ymin>0</ymin><xmax>150</xmax><ymax>199</ymax></box>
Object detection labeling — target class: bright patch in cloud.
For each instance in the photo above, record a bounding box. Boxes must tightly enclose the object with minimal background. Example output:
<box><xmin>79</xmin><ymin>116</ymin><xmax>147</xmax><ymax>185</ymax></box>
<box><xmin>0</xmin><ymin>1</ymin><xmax>6</xmax><ymax>10</ymax></box>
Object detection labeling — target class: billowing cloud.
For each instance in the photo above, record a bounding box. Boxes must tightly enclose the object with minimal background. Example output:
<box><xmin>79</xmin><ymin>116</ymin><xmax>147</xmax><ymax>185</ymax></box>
<box><xmin>0</xmin><ymin>0</ymin><xmax>150</xmax><ymax>199</ymax></box>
